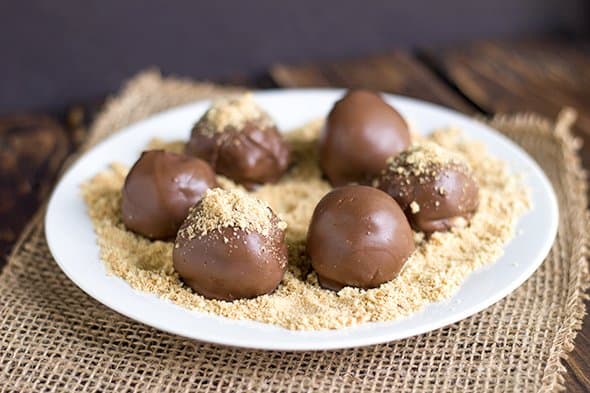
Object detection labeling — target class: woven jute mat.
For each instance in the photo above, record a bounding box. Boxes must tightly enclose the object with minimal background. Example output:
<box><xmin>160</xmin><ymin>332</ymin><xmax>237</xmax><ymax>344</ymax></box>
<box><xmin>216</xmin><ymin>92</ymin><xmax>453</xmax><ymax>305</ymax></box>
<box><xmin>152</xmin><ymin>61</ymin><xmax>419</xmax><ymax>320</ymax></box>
<box><xmin>0</xmin><ymin>71</ymin><xmax>588</xmax><ymax>392</ymax></box>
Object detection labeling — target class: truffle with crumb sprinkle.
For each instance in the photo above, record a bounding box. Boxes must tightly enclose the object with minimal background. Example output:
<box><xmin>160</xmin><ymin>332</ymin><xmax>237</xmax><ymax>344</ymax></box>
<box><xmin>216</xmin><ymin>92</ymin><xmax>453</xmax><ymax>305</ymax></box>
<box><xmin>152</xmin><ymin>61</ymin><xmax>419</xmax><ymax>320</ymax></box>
<box><xmin>186</xmin><ymin>94</ymin><xmax>290</xmax><ymax>190</ymax></box>
<box><xmin>173</xmin><ymin>188</ymin><xmax>288</xmax><ymax>301</ymax></box>
<box><xmin>376</xmin><ymin>143</ymin><xmax>479</xmax><ymax>233</ymax></box>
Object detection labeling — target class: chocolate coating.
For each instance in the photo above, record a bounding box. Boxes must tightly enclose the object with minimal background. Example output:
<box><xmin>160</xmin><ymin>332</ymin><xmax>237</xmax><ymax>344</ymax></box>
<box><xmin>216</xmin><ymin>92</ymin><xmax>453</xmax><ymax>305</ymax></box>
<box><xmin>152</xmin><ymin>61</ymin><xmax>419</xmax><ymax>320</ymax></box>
<box><xmin>121</xmin><ymin>150</ymin><xmax>218</xmax><ymax>240</ymax></box>
<box><xmin>306</xmin><ymin>185</ymin><xmax>415</xmax><ymax>290</ymax></box>
<box><xmin>319</xmin><ymin>90</ymin><xmax>411</xmax><ymax>186</ymax></box>
<box><xmin>186</xmin><ymin>100</ymin><xmax>290</xmax><ymax>190</ymax></box>
<box><xmin>376</xmin><ymin>145</ymin><xmax>479</xmax><ymax>233</ymax></box>
<box><xmin>173</xmin><ymin>207</ymin><xmax>288</xmax><ymax>301</ymax></box>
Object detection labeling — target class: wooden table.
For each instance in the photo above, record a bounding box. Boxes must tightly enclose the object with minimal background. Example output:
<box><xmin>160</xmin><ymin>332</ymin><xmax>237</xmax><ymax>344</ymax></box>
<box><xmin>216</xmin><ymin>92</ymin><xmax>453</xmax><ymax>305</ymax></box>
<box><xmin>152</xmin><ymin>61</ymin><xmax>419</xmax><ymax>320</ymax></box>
<box><xmin>1</xmin><ymin>36</ymin><xmax>588</xmax><ymax>391</ymax></box>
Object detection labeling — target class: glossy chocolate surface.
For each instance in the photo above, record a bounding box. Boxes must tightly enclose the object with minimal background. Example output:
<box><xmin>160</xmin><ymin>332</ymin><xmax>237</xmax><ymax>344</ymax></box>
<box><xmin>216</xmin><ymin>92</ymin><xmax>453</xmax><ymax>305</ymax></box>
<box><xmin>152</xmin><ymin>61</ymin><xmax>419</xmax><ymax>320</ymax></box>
<box><xmin>319</xmin><ymin>90</ymin><xmax>411</xmax><ymax>186</ymax></box>
<box><xmin>121</xmin><ymin>150</ymin><xmax>218</xmax><ymax>239</ymax></box>
<box><xmin>306</xmin><ymin>185</ymin><xmax>415</xmax><ymax>290</ymax></box>
<box><xmin>187</xmin><ymin>119</ymin><xmax>289</xmax><ymax>190</ymax></box>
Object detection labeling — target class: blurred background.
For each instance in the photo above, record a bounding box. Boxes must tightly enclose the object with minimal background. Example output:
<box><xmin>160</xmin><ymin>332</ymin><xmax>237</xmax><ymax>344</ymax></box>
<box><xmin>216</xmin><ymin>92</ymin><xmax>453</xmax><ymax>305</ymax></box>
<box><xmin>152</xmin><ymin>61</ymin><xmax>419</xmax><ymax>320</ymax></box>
<box><xmin>0</xmin><ymin>0</ymin><xmax>588</xmax><ymax>115</ymax></box>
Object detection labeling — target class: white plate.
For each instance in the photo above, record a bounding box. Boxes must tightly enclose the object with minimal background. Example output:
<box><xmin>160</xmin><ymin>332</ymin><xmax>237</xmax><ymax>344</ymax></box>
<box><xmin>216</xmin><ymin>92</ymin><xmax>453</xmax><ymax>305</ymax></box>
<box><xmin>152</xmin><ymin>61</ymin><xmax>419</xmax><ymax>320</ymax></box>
<box><xmin>45</xmin><ymin>89</ymin><xmax>558</xmax><ymax>351</ymax></box>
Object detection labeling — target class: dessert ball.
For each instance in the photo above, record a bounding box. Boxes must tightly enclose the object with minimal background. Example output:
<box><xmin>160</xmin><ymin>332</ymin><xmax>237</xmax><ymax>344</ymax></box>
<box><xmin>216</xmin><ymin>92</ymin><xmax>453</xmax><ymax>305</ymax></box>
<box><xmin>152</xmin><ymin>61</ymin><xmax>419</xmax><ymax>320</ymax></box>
<box><xmin>306</xmin><ymin>185</ymin><xmax>414</xmax><ymax>291</ymax></box>
<box><xmin>121</xmin><ymin>150</ymin><xmax>218</xmax><ymax>240</ymax></box>
<box><xmin>173</xmin><ymin>188</ymin><xmax>288</xmax><ymax>301</ymax></box>
<box><xmin>186</xmin><ymin>94</ymin><xmax>290</xmax><ymax>190</ymax></box>
<box><xmin>376</xmin><ymin>143</ymin><xmax>479</xmax><ymax>233</ymax></box>
<box><xmin>319</xmin><ymin>90</ymin><xmax>411</xmax><ymax>186</ymax></box>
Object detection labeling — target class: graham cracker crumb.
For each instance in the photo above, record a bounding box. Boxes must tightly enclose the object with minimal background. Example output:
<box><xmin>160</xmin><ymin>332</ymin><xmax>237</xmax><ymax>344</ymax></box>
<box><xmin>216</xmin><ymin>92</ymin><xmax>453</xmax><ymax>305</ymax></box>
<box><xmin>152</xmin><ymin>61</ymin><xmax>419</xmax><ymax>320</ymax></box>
<box><xmin>81</xmin><ymin>120</ymin><xmax>530</xmax><ymax>331</ymax></box>
<box><xmin>146</xmin><ymin>138</ymin><xmax>184</xmax><ymax>153</ymax></box>
<box><xmin>387</xmin><ymin>142</ymin><xmax>470</xmax><ymax>180</ymax></box>
<box><xmin>178</xmin><ymin>188</ymin><xmax>278</xmax><ymax>239</ymax></box>
<box><xmin>198</xmin><ymin>93</ymin><xmax>273</xmax><ymax>135</ymax></box>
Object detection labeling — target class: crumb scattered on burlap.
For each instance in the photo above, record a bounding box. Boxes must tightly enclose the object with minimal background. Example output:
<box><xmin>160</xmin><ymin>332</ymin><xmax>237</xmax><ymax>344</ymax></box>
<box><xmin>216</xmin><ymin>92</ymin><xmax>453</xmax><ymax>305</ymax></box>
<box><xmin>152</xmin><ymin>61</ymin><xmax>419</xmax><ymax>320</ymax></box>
<box><xmin>81</xmin><ymin>119</ymin><xmax>530</xmax><ymax>330</ymax></box>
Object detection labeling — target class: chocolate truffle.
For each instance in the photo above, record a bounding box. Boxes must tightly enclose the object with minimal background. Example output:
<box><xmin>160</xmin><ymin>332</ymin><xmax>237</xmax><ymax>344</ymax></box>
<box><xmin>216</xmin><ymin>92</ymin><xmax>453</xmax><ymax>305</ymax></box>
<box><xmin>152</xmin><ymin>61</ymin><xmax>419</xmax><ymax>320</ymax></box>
<box><xmin>121</xmin><ymin>150</ymin><xmax>218</xmax><ymax>240</ymax></box>
<box><xmin>186</xmin><ymin>94</ymin><xmax>290</xmax><ymax>190</ymax></box>
<box><xmin>376</xmin><ymin>143</ymin><xmax>479</xmax><ymax>233</ymax></box>
<box><xmin>319</xmin><ymin>90</ymin><xmax>411</xmax><ymax>186</ymax></box>
<box><xmin>173</xmin><ymin>188</ymin><xmax>288</xmax><ymax>301</ymax></box>
<box><xmin>306</xmin><ymin>185</ymin><xmax>415</xmax><ymax>291</ymax></box>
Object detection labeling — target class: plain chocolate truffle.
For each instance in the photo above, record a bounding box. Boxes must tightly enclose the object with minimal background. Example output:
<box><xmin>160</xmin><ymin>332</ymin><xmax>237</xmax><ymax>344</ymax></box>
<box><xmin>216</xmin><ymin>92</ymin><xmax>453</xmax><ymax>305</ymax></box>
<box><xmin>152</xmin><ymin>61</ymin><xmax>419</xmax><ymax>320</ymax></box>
<box><xmin>173</xmin><ymin>188</ymin><xmax>288</xmax><ymax>301</ymax></box>
<box><xmin>121</xmin><ymin>150</ymin><xmax>218</xmax><ymax>240</ymax></box>
<box><xmin>186</xmin><ymin>94</ymin><xmax>290</xmax><ymax>190</ymax></box>
<box><xmin>319</xmin><ymin>90</ymin><xmax>411</xmax><ymax>186</ymax></box>
<box><xmin>376</xmin><ymin>143</ymin><xmax>479</xmax><ymax>233</ymax></box>
<box><xmin>306</xmin><ymin>185</ymin><xmax>415</xmax><ymax>291</ymax></box>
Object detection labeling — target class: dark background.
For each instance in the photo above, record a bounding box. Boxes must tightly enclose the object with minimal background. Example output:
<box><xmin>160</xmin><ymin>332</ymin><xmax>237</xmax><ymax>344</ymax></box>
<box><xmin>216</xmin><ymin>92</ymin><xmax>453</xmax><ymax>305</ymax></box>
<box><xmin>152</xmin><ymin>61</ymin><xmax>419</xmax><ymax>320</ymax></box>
<box><xmin>0</xmin><ymin>0</ymin><xmax>588</xmax><ymax>115</ymax></box>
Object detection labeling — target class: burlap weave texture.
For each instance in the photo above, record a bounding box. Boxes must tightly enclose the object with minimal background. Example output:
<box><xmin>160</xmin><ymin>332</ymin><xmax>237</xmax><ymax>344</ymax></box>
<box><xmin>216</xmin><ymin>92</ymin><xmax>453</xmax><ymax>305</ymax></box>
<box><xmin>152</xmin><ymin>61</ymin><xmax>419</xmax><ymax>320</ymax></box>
<box><xmin>0</xmin><ymin>71</ymin><xmax>587</xmax><ymax>392</ymax></box>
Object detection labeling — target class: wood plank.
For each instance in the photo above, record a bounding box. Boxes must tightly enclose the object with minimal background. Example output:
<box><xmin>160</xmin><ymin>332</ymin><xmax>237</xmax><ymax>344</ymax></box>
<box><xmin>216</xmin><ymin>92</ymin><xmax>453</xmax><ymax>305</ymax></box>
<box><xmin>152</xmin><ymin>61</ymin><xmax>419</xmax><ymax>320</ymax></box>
<box><xmin>421</xmin><ymin>37</ymin><xmax>590</xmax><ymax>393</ymax></box>
<box><xmin>271</xmin><ymin>52</ymin><xmax>476</xmax><ymax>113</ymax></box>
<box><xmin>420</xmin><ymin>37</ymin><xmax>590</xmax><ymax>171</ymax></box>
<box><xmin>0</xmin><ymin>115</ymin><xmax>69</xmax><ymax>263</ymax></box>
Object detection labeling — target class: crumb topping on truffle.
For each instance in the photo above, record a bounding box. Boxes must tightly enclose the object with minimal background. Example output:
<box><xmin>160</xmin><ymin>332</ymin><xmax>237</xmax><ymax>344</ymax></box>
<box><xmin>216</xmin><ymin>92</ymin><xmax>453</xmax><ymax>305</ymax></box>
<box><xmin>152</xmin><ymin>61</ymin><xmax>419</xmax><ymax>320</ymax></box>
<box><xmin>178</xmin><ymin>188</ymin><xmax>285</xmax><ymax>239</ymax></box>
<box><xmin>386</xmin><ymin>142</ymin><xmax>469</xmax><ymax>179</ymax></box>
<box><xmin>409</xmin><ymin>201</ymin><xmax>421</xmax><ymax>213</ymax></box>
<box><xmin>199</xmin><ymin>93</ymin><xmax>273</xmax><ymax>135</ymax></box>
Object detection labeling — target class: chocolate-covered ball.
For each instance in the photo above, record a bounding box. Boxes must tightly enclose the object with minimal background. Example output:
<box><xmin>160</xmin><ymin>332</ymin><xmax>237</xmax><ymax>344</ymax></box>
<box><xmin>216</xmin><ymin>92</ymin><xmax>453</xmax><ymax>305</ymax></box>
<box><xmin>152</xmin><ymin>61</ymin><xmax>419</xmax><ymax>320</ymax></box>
<box><xmin>319</xmin><ymin>90</ymin><xmax>411</xmax><ymax>186</ymax></box>
<box><xmin>186</xmin><ymin>94</ymin><xmax>290</xmax><ymax>190</ymax></box>
<box><xmin>306</xmin><ymin>185</ymin><xmax>415</xmax><ymax>291</ymax></box>
<box><xmin>121</xmin><ymin>150</ymin><xmax>218</xmax><ymax>240</ymax></box>
<box><xmin>173</xmin><ymin>188</ymin><xmax>288</xmax><ymax>301</ymax></box>
<box><xmin>376</xmin><ymin>143</ymin><xmax>479</xmax><ymax>233</ymax></box>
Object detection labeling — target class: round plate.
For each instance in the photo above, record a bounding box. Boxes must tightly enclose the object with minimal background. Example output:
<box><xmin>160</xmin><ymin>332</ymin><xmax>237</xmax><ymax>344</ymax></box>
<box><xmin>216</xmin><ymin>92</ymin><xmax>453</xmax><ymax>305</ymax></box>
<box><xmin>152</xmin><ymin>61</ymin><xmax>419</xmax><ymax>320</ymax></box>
<box><xmin>45</xmin><ymin>89</ymin><xmax>558</xmax><ymax>351</ymax></box>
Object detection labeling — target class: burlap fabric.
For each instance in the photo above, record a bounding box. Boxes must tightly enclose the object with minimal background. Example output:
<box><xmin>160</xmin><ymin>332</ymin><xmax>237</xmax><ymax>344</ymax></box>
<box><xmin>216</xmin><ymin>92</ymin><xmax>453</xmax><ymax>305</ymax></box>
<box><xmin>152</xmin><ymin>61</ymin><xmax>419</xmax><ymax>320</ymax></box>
<box><xmin>0</xmin><ymin>71</ymin><xmax>588</xmax><ymax>392</ymax></box>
